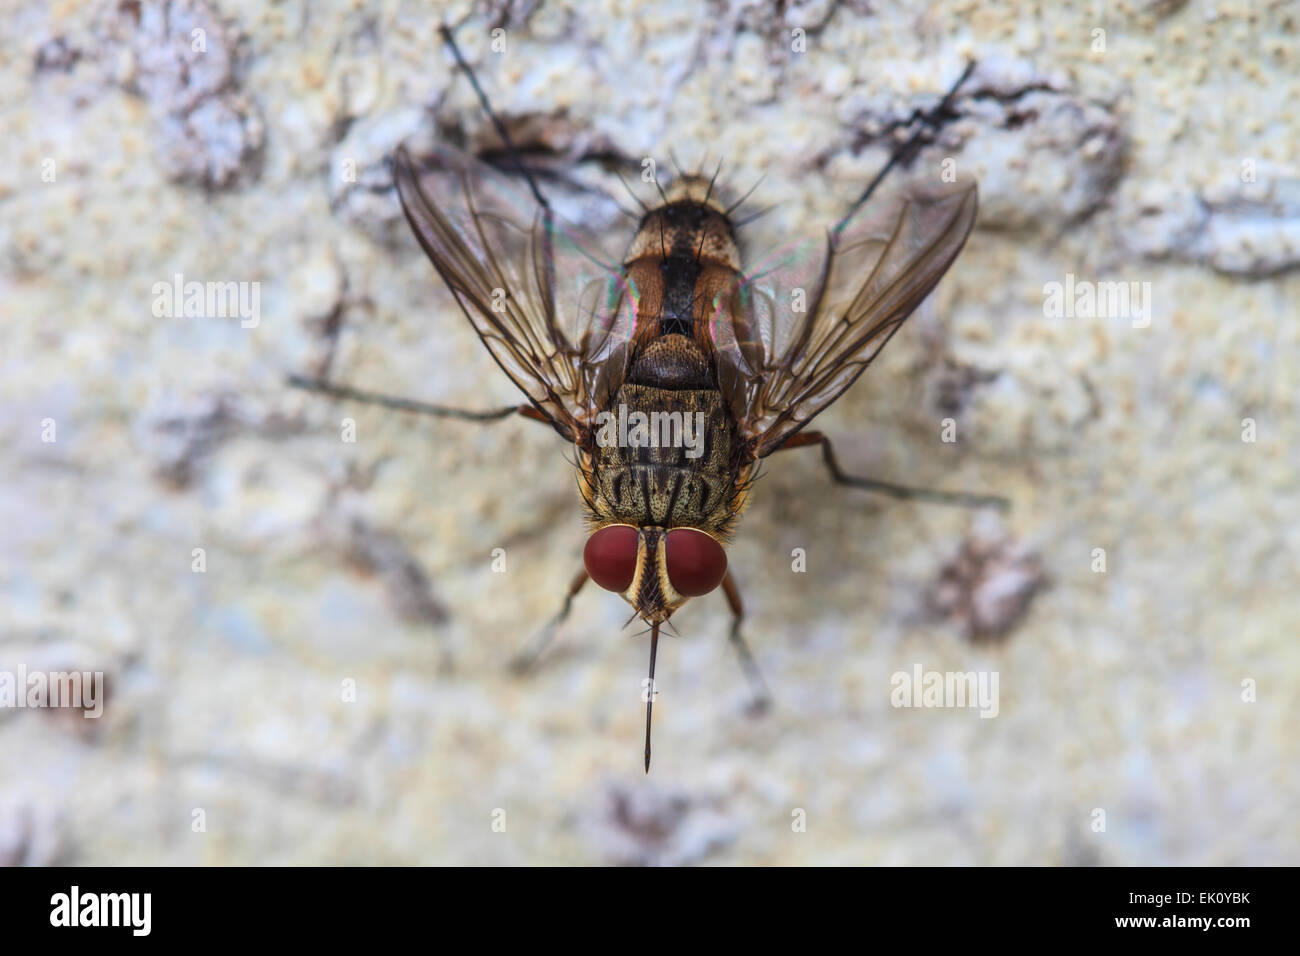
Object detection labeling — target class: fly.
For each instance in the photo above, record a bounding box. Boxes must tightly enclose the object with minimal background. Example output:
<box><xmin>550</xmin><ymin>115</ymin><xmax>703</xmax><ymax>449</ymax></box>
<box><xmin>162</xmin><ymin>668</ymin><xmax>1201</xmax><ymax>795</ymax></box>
<box><xmin>290</xmin><ymin>25</ymin><xmax>1006</xmax><ymax>771</ymax></box>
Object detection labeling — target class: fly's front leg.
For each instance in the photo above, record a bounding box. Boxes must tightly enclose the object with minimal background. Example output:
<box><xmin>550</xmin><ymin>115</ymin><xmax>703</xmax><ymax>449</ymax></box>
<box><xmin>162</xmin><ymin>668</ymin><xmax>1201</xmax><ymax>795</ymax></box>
<box><xmin>834</xmin><ymin>60</ymin><xmax>977</xmax><ymax>235</ymax></box>
<box><xmin>288</xmin><ymin>374</ymin><xmax>546</xmax><ymax>424</ymax></box>
<box><xmin>509</xmin><ymin>568</ymin><xmax>590</xmax><ymax>674</ymax></box>
<box><xmin>776</xmin><ymin>430</ymin><xmax>1009</xmax><ymax>510</ymax></box>
<box><xmin>721</xmin><ymin>571</ymin><xmax>772</xmax><ymax>716</ymax></box>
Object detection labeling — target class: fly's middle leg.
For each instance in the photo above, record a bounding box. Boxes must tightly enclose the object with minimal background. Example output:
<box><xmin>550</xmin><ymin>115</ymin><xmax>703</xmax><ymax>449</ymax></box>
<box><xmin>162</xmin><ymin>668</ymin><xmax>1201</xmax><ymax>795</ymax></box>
<box><xmin>509</xmin><ymin>567</ymin><xmax>590</xmax><ymax>674</ymax></box>
<box><xmin>721</xmin><ymin>571</ymin><xmax>772</xmax><ymax>716</ymax></box>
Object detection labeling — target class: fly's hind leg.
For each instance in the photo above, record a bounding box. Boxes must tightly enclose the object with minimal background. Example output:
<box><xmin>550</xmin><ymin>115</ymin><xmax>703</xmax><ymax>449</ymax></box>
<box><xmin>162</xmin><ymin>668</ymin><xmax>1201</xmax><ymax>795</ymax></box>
<box><xmin>509</xmin><ymin>568</ymin><xmax>590</xmax><ymax>675</ymax></box>
<box><xmin>288</xmin><ymin>374</ymin><xmax>549</xmax><ymax>425</ymax></box>
<box><xmin>721</xmin><ymin>571</ymin><xmax>772</xmax><ymax>716</ymax></box>
<box><xmin>777</xmin><ymin>430</ymin><xmax>1009</xmax><ymax>510</ymax></box>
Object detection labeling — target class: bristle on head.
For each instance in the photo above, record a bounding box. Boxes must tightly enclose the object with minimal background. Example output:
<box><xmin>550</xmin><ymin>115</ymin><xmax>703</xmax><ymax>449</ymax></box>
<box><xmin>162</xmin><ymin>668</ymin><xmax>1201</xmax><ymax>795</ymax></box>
<box><xmin>664</xmin><ymin>174</ymin><xmax>729</xmax><ymax>214</ymax></box>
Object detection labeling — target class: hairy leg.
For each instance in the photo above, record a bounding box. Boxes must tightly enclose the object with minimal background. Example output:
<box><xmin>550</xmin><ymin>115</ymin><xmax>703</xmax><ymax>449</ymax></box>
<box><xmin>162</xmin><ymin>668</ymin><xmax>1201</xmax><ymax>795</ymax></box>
<box><xmin>777</xmin><ymin>430</ymin><xmax>1009</xmax><ymax>510</ymax></box>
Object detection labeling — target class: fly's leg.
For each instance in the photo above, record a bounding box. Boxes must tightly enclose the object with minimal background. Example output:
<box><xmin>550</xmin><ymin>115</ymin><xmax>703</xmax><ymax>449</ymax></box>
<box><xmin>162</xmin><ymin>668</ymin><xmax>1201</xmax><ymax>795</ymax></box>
<box><xmin>439</xmin><ymin>24</ymin><xmax>551</xmax><ymax>215</ymax></box>
<box><xmin>777</xmin><ymin>430</ymin><xmax>1009</xmax><ymax>510</ymax></box>
<box><xmin>834</xmin><ymin>60</ymin><xmax>976</xmax><ymax>236</ymax></box>
<box><xmin>287</xmin><ymin>374</ymin><xmax>549</xmax><ymax>425</ymax></box>
<box><xmin>721</xmin><ymin>571</ymin><xmax>772</xmax><ymax>716</ymax></box>
<box><xmin>290</xmin><ymin>29</ymin><xmax>560</xmax><ymax>428</ymax></box>
<box><xmin>509</xmin><ymin>568</ymin><xmax>590</xmax><ymax>674</ymax></box>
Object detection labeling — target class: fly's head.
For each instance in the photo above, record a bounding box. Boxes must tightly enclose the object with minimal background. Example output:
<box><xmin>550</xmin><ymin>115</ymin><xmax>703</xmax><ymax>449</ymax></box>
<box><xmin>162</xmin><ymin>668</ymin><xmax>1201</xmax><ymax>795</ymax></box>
<box><xmin>582</xmin><ymin>523</ymin><xmax>728</xmax><ymax>625</ymax></box>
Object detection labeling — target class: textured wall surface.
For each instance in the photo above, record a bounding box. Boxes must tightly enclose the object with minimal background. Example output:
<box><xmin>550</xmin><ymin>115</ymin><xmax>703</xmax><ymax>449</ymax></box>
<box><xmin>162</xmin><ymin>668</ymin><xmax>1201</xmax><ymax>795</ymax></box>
<box><xmin>2</xmin><ymin>0</ymin><xmax>1297</xmax><ymax>865</ymax></box>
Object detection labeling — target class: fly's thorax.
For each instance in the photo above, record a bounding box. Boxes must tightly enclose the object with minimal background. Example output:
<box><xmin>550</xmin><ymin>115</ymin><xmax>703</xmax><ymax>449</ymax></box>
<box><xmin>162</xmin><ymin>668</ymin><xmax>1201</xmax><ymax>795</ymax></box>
<box><xmin>626</xmin><ymin>333</ymin><xmax>709</xmax><ymax>388</ymax></box>
<box><xmin>626</xmin><ymin>199</ymin><xmax>739</xmax><ymax>271</ymax></box>
<box><xmin>624</xmin><ymin>195</ymin><xmax>740</xmax><ymax>345</ymax></box>
<box><xmin>624</xmin><ymin>256</ymin><xmax>739</xmax><ymax>343</ymax></box>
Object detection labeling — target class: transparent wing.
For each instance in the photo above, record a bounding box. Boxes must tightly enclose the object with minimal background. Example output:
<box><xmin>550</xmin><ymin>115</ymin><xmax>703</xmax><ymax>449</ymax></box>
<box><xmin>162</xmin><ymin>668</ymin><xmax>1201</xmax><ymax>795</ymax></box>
<box><xmin>394</xmin><ymin>144</ymin><xmax>642</xmax><ymax>442</ymax></box>
<box><xmin>711</xmin><ymin>182</ymin><xmax>978</xmax><ymax>459</ymax></box>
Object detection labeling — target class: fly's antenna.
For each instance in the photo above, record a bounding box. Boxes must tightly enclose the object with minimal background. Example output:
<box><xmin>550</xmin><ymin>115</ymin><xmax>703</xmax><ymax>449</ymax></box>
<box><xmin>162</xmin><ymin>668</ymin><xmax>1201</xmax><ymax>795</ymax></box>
<box><xmin>832</xmin><ymin>59</ymin><xmax>976</xmax><ymax>238</ymax></box>
<box><xmin>438</xmin><ymin>24</ymin><xmax>551</xmax><ymax>215</ymax></box>
<box><xmin>644</xmin><ymin>621</ymin><xmax>660</xmax><ymax>773</ymax></box>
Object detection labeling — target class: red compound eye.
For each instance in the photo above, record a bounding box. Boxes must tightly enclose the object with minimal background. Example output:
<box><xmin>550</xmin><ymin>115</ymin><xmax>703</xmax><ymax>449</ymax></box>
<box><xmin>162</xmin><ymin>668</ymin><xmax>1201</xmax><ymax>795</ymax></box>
<box><xmin>584</xmin><ymin>525</ymin><xmax>640</xmax><ymax>593</ymax></box>
<box><xmin>664</xmin><ymin>528</ymin><xmax>727</xmax><ymax>597</ymax></box>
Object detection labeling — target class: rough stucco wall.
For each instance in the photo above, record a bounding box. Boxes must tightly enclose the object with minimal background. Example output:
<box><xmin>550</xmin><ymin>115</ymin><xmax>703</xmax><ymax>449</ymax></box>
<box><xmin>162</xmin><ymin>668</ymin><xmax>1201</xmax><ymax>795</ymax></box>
<box><xmin>1</xmin><ymin>0</ymin><xmax>1296</xmax><ymax>865</ymax></box>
